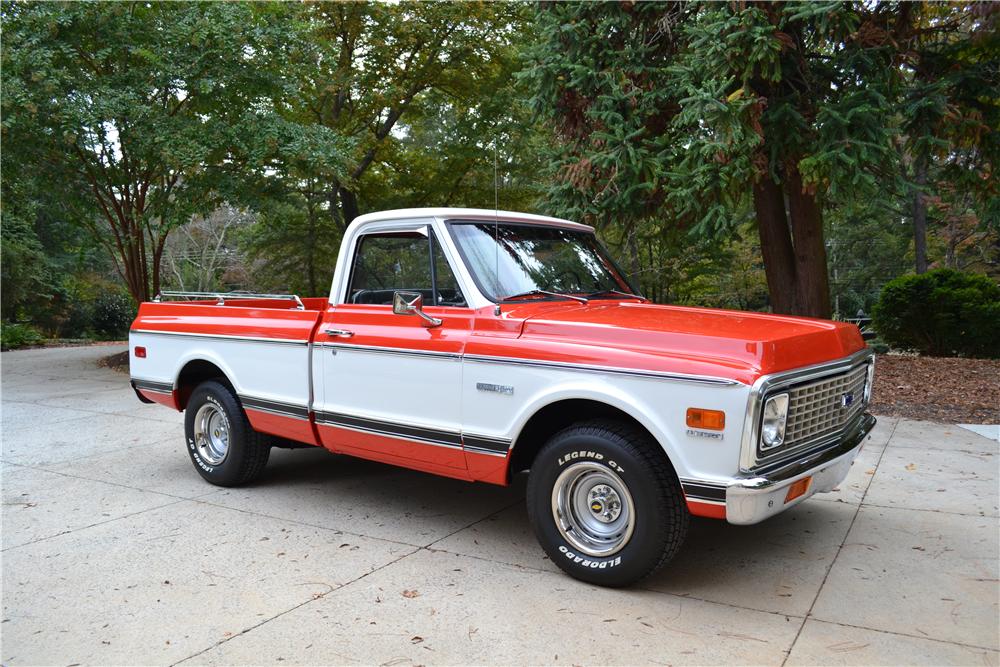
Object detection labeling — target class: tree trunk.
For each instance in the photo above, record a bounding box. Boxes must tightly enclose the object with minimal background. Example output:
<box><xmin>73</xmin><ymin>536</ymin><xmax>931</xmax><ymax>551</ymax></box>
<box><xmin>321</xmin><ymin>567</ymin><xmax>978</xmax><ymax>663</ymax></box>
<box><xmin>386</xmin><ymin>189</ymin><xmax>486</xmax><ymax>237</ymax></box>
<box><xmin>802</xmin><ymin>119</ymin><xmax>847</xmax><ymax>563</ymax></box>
<box><xmin>339</xmin><ymin>186</ymin><xmax>360</xmax><ymax>226</ymax></box>
<box><xmin>785</xmin><ymin>164</ymin><xmax>832</xmax><ymax>319</ymax></box>
<box><xmin>752</xmin><ymin>174</ymin><xmax>799</xmax><ymax>315</ymax></box>
<box><xmin>306</xmin><ymin>194</ymin><xmax>318</xmax><ymax>296</ymax></box>
<box><xmin>912</xmin><ymin>150</ymin><xmax>929</xmax><ymax>274</ymax></box>
<box><xmin>151</xmin><ymin>232</ymin><xmax>167</xmax><ymax>302</ymax></box>
<box><xmin>624</xmin><ymin>224</ymin><xmax>641</xmax><ymax>290</ymax></box>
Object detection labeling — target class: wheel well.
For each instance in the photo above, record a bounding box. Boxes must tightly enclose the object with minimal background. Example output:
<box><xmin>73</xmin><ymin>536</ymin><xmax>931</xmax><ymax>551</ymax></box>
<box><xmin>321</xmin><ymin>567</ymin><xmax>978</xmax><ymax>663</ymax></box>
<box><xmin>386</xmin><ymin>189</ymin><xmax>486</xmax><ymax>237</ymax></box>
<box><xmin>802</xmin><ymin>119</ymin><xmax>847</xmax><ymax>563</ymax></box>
<box><xmin>508</xmin><ymin>399</ymin><xmax>668</xmax><ymax>476</ymax></box>
<box><xmin>175</xmin><ymin>359</ymin><xmax>233</xmax><ymax>410</ymax></box>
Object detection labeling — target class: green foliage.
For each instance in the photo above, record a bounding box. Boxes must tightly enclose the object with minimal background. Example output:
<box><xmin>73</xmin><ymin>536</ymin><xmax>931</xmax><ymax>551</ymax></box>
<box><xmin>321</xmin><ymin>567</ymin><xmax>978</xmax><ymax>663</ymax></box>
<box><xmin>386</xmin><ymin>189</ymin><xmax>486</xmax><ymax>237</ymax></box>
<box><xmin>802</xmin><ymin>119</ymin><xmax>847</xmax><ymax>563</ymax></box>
<box><xmin>872</xmin><ymin>269</ymin><xmax>1000</xmax><ymax>358</ymax></box>
<box><xmin>0</xmin><ymin>323</ymin><xmax>45</xmax><ymax>351</ymax></box>
<box><xmin>91</xmin><ymin>291</ymin><xmax>136</xmax><ymax>340</ymax></box>
<box><xmin>895</xmin><ymin>4</ymin><xmax>1000</xmax><ymax>276</ymax></box>
<box><xmin>239</xmin><ymin>2</ymin><xmax>542</xmax><ymax>293</ymax></box>
<box><xmin>298</xmin><ymin>1</ymin><xmax>534</xmax><ymax>225</ymax></box>
<box><xmin>1</xmin><ymin>207</ymin><xmax>56</xmax><ymax>321</ymax></box>
<box><xmin>40</xmin><ymin>275</ymin><xmax>135</xmax><ymax>340</ymax></box>
<box><xmin>826</xmin><ymin>199</ymin><xmax>913</xmax><ymax>318</ymax></box>
<box><xmin>240</xmin><ymin>195</ymin><xmax>342</xmax><ymax>296</ymax></box>
<box><xmin>2</xmin><ymin>1</ymin><xmax>347</xmax><ymax>302</ymax></box>
<box><xmin>521</xmin><ymin>2</ymin><xmax>982</xmax><ymax>317</ymax></box>
<box><xmin>2</xmin><ymin>1</ymin><xmax>996</xmax><ymax>348</ymax></box>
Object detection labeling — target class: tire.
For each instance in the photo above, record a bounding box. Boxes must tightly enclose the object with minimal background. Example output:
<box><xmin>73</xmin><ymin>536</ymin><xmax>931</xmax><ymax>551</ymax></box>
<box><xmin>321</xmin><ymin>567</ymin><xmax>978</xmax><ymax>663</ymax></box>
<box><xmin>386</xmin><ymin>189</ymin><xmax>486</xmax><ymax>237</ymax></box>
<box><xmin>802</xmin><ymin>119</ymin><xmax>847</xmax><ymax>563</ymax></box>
<box><xmin>526</xmin><ymin>420</ymin><xmax>689</xmax><ymax>587</ymax></box>
<box><xmin>184</xmin><ymin>380</ymin><xmax>270</xmax><ymax>487</ymax></box>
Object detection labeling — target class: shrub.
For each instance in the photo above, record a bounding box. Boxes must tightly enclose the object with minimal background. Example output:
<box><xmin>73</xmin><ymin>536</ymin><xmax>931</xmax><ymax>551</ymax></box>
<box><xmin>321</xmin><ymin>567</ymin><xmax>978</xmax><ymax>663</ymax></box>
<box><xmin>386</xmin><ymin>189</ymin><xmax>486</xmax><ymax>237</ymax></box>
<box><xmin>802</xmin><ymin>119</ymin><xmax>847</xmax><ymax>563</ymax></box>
<box><xmin>91</xmin><ymin>291</ymin><xmax>136</xmax><ymax>340</ymax></box>
<box><xmin>1</xmin><ymin>322</ymin><xmax>45</xmax><ymax>350</ymax></box>
<box><xmin>872</xmin><ymin>269</ymin><xmax>1000</xmax><ymax>358</ymax></box>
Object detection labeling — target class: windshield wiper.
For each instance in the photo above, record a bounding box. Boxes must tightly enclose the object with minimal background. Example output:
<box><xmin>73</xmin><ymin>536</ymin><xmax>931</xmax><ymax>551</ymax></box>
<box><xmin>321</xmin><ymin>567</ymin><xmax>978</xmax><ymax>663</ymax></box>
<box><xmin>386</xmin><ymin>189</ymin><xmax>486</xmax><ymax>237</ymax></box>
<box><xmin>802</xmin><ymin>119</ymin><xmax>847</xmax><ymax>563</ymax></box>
<box><xmin>502</xmin><ymin>289</ymin><xmax>589</xmax><ymax>304</ymax></box>
<box><xmin>585</xmin><ymin>289</ymin><xmax>647</xmax><ymax>302</ymax></box>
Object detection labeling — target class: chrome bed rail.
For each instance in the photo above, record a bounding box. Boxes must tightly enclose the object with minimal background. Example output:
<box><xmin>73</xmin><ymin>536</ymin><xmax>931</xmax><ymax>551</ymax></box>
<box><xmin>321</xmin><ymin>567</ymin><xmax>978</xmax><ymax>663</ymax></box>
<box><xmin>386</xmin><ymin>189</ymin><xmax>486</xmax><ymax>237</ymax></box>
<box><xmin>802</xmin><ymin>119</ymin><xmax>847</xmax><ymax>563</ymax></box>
<box><xmin>153</xmin><ymin>291</ymin><xmax>305</xmax><ymax>310</ymax></box>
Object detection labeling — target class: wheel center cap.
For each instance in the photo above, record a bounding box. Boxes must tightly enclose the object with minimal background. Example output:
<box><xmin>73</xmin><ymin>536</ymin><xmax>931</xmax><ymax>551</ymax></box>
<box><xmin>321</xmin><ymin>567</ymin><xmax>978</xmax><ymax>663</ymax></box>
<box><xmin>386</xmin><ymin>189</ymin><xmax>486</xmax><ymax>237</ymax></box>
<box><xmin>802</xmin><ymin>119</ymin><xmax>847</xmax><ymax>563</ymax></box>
<box><xmin>588</xmin><ymin>484</ymin><xmax>622</xmax><ymax>523</ymax></box>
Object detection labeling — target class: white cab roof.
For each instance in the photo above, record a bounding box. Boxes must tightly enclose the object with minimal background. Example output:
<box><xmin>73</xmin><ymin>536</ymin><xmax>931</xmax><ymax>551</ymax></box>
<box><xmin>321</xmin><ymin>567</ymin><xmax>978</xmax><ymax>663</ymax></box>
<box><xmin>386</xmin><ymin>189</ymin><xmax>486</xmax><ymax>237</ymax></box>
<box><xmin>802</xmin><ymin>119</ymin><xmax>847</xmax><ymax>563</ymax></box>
<box><xmin>350</xmin><ymin>208</ymin><xmax>593</xmax><ymax>233</ymax></box>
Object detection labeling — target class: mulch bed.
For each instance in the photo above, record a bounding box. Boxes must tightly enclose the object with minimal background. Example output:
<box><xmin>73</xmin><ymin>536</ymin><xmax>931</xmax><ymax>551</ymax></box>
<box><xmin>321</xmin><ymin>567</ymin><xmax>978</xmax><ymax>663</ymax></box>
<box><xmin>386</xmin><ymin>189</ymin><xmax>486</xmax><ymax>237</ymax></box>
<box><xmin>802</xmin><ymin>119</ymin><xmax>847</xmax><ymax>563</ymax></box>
<box><xmin>97</xmin><ymin>350</ymin><xmax>130</xmax><ymax>373</ymax></box>
<box><xmin>94</xmin><ymin>350</ymin><xmax>999</xmax><ymax>424</ymax></box>
<box><xmin>870</xmin><ymin>354</ymin><xmax>1000</xmax><ymax>424</ymax></box>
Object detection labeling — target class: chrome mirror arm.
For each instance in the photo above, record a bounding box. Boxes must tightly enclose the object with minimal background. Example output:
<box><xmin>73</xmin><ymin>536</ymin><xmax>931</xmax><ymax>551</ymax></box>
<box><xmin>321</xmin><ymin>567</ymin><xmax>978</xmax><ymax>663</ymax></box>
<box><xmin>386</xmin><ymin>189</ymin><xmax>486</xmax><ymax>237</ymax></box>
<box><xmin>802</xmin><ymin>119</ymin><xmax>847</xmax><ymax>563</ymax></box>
<box><xmin>392</xmin><ymin>291</ymin><xmax>442</xmax><ymax>327</ymax></box>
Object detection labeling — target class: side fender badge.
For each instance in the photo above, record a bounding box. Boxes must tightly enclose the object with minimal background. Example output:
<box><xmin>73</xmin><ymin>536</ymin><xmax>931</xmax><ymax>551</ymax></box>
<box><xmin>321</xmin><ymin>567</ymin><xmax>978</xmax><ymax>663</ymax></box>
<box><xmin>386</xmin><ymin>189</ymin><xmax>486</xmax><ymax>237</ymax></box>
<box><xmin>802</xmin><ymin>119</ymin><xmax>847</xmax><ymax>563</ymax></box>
<box><xmin>476</xmin><ymin>382</ymin><xmax>514</xmax><ymax>396</ymax></box>
<box><xmin>686</xmin><ymin>429</ymin><xmax>724</xmax><ymax>441</ymax></box>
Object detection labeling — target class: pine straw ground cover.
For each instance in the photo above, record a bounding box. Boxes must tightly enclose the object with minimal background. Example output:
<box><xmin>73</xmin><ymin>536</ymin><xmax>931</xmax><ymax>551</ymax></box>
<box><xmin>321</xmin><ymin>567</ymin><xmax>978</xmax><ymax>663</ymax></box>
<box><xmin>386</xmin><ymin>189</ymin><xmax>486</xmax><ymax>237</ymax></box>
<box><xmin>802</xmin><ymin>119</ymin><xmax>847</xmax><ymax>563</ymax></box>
<box><xmin>871</xmin><ymin>354</ymin><xmax>1000</xmax><ymax>425</ymax></box>
<box><xmin>97</xmin><ymin>351</ymin><xmax>999</xmax><ymax>424</ymax></box>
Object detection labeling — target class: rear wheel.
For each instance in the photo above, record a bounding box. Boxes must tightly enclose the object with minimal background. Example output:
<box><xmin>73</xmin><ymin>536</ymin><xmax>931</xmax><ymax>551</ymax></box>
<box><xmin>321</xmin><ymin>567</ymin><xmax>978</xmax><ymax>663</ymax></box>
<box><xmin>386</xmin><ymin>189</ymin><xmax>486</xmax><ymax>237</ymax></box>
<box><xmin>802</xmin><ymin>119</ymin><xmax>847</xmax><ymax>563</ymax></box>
<box><xmin>526</xmin><ymin>420</ymin><xmax>689</xmax><ymax>587</ymax></box>
<box><xmin>184</xmin><ymin>380</ymin><xmax>270</xmax><ymax>486</ymax></box>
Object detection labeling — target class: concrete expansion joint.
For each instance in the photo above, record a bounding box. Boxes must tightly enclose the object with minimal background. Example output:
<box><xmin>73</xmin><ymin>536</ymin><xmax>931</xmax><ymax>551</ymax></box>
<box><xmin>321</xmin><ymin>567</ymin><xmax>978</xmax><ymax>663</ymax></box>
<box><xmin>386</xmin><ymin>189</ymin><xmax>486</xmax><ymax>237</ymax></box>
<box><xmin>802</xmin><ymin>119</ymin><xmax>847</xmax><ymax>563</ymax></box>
<box><xmin>780</xmin><ymin>417</ymin><xmax>900</xmax><ymax>667</ymax></box>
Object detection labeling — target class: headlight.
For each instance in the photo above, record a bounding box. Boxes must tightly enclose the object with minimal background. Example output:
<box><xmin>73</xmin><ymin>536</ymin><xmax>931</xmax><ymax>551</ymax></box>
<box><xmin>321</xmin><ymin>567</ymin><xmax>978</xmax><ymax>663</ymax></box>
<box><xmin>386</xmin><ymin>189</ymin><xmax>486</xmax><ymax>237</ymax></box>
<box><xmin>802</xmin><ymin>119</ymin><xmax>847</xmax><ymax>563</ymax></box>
<box><xmin>863</xmin><ymin>359</ymin><xmax>875</xmax><ymax>404</ymax></box>
<box><xmin>760</xmin><ymin>393</ymin><xmax>789</xmax><ymax>451</ymax></box>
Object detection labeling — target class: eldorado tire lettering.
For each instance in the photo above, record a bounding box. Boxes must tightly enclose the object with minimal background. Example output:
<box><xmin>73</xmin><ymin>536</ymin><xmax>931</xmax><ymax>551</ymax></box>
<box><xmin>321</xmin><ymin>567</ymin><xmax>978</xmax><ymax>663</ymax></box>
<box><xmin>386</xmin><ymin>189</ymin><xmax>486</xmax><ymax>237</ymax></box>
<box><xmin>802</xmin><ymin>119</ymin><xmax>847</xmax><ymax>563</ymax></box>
<box><xmin>557</xmin><ymin>545</ymin><xmax>621</xmax><ymax>569</ymax></box>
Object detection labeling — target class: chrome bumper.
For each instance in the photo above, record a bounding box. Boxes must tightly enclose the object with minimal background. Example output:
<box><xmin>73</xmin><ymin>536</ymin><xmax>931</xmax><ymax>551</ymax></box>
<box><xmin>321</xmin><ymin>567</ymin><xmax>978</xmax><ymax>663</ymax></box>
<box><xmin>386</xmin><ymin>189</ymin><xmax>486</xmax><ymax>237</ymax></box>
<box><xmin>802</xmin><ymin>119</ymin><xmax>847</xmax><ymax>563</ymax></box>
<box><xmin>726</xmin><ymin>413</ymin><xmax>876</xmax><ymax>525</ymax></box>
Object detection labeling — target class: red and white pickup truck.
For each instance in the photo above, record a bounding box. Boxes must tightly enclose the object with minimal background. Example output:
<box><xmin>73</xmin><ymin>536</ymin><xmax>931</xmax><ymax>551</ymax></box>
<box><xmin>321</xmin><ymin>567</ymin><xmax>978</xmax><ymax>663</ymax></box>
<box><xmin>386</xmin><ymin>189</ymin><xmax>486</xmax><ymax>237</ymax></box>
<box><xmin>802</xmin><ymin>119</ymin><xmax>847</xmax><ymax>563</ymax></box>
<box><xmin>130</xmin><ymin>207</ymin><xmax>875</xmax><ymax>586</ymax></box>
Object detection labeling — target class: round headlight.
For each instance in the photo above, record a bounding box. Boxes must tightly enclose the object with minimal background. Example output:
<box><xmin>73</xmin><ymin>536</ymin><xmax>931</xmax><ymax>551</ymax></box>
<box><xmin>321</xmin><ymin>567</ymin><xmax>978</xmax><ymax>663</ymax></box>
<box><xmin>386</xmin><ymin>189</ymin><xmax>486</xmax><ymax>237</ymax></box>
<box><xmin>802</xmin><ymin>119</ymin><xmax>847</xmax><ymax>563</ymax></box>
<box><xmin>760</xmin><ymin>393</ymin><xmax>789</xmax><ymax>451</ymax></box>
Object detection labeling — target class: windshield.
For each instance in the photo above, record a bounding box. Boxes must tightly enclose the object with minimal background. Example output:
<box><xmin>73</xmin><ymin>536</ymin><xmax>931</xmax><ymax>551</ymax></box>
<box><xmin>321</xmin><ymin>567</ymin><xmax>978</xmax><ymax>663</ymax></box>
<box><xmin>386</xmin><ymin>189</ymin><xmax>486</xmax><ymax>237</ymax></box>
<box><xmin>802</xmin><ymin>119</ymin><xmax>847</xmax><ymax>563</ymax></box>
<box><xmin>448</xmin><ymin>222</ymin><xmax>635</xmax><ymax>301</ymax></box>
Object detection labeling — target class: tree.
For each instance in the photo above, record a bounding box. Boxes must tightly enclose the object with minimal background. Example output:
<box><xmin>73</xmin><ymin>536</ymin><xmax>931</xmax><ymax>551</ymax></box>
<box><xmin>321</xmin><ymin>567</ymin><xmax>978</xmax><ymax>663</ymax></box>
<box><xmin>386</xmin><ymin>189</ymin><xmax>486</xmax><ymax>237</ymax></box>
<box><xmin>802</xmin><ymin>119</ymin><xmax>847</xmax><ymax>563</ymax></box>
<box><xmin>1</xmin><ymin>191</ymin><xmax>55</xmax><ymax>321</ymax></box>
<box><xmin>162</xmin><ymin>205</ymin><xmax>254</xmax><ymax>293</ymax></box>
<box><xmin>524</xmin><ymin>2</ymin><xmax>926</xmax><ymax>318</ymax></box>
<box><xmin>239</xmin><ymin>179</ymin><xmax>344</xmax><ymax>296</ymax></box>
<box><xmin>2</xmin><ymin>2</ymin><xmax>346</xmax><ymax>303</ymax></box>
<box><xmin>298</xmin><ymin>1</ymin><xmax>531</xmax><ymax>227</ymax></box>
<box><xmin>236</xmin><ymin>1</ymin><xmax>545</xmax><ymax>295</ymax></box>
<box><xmin>357</xmin><ymin>84</ymin><xmax>547</xmax><ymax>213</ymax></box>
<box><xmin>899</xmin><ymin>3</ymin><xmax>999</xmax><ymax>274</ymax></box>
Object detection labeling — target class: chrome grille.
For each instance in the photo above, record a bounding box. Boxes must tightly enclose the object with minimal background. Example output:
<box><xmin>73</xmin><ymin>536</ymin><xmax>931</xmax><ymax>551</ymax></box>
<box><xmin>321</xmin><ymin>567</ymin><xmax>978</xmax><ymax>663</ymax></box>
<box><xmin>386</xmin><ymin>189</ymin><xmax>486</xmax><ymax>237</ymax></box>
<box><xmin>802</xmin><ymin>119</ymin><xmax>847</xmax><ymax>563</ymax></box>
<box><xmin>782</xmin><ymin>363</ymin><xmax>869</xmax><ymax>448</ymax></box>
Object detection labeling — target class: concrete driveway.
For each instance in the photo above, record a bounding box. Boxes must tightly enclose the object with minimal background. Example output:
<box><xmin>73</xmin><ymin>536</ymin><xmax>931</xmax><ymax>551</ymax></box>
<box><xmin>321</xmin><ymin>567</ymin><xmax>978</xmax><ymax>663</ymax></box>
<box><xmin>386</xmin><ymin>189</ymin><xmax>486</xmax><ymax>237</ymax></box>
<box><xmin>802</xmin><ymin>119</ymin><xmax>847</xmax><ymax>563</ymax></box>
<box><xmin>2</xmin><ymin>345</ymin><xmax>997</xmax><ymax>666</ymax></box>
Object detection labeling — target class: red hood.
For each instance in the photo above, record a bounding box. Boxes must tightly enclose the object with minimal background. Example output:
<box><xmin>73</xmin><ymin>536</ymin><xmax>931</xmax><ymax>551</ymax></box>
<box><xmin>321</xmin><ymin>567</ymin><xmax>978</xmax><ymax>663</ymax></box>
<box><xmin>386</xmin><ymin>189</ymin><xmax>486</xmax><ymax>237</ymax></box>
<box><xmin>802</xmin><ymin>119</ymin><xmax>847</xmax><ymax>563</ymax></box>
<box><xmin>491</xmin><ymin>301</ymin><xmax>865</xmax><ymax>385</ymax></box>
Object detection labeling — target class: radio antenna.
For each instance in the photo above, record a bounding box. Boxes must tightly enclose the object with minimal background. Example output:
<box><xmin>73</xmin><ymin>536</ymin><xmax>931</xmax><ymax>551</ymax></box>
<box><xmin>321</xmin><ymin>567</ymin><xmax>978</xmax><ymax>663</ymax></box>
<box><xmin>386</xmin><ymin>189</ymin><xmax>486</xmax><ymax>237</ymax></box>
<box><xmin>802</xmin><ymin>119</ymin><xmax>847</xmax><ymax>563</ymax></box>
<box><xmin>493</xmin><ymin>136</ymin><xmax>501</xmax><ymax>315</ymax></box>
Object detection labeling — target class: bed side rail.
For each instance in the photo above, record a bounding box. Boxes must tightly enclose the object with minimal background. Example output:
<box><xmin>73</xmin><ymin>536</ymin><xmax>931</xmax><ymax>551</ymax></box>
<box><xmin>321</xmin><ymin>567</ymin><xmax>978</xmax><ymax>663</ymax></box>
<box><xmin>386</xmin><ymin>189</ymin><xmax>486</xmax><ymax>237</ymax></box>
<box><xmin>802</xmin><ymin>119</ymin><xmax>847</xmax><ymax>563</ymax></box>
<box><xmin>153</xmin><ymin>291</ymin><xmax>305</xmax><ymax>310</ymax></box>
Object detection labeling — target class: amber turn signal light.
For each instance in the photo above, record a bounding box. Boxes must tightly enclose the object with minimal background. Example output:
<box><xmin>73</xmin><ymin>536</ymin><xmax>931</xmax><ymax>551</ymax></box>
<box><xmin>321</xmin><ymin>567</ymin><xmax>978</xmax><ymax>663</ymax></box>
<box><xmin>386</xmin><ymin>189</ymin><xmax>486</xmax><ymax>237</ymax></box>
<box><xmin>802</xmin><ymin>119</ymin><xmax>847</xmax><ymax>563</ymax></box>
<box><xmin>785</xmin><ymin>476</ymin><xmax>812</xmax><ymax>504</ymax></box>
<box><xmin>686</xmin><ymin>408</ymin><xmax>725</xmax><ymax>431</ymax></box>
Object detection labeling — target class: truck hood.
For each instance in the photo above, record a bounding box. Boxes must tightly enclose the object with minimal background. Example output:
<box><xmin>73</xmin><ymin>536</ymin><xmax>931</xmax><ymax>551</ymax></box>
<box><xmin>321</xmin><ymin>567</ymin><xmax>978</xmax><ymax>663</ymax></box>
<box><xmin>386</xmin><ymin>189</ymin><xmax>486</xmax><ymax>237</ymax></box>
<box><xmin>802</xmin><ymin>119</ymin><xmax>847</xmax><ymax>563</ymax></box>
<box><xmin>501</xmin><ymin>301</ymin><xmax>866</xmax><ymax>385</ymax></box>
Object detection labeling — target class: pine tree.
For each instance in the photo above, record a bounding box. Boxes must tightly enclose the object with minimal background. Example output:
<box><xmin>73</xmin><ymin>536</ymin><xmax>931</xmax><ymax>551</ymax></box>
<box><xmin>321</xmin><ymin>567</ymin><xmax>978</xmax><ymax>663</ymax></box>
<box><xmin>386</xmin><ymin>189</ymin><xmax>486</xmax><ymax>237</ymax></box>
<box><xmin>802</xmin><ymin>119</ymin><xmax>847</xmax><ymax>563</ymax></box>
<box><xmin>524</xmin><ymin>2</ymin><xmax>948</xmax><ymax>318</ymax></box>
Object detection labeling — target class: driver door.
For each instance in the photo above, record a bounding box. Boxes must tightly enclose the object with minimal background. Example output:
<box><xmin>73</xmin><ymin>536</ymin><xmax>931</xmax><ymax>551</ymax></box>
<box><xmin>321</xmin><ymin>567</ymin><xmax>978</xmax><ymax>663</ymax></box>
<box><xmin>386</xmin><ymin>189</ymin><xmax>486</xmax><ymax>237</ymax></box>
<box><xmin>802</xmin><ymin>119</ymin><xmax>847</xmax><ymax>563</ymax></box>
<box><xmin>315</xmin><ymin>226</ymin><xmax>473</xmax><ymax>475</ymax></box>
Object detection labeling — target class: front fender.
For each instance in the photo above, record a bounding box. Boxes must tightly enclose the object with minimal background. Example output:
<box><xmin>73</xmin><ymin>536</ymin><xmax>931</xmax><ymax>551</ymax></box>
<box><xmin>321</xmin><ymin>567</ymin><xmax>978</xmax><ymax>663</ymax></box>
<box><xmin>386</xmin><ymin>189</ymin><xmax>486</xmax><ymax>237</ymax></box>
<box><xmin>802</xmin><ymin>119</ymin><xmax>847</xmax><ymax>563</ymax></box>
<box><xmin>497</xmin><ymin>373</ymin><xmax>749</xmax><ymax>483</ymax></box>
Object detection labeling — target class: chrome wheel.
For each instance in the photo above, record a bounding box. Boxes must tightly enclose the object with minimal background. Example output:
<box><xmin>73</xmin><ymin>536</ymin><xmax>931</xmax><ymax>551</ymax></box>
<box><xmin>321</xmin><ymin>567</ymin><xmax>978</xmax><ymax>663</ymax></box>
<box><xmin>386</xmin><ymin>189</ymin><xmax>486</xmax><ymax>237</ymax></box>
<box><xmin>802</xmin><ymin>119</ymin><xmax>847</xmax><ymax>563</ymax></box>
<box><xmin>193</xmin><ymin>403</ymin><xmax>230</xmax><ymax>466</ymax></box>
<box><xmin>551</xmin><ymin>462</ymin><xmax>635</xmax><ymax>557</ymax></box>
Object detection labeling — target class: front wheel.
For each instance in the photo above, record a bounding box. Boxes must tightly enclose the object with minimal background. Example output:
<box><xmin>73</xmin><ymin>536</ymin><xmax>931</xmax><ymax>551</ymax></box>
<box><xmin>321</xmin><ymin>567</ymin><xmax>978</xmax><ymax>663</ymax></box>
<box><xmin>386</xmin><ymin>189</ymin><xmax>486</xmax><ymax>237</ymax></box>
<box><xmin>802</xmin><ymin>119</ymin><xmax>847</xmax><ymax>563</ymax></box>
<box><xmin>526</xmin><ymin>420</ymin><xmax>689</xmax><ymax>587</ymax></box>
<box><xmin>184</xmin><ymin>380</ymin><xmax>270</xmax><ymax>487</ymax></box>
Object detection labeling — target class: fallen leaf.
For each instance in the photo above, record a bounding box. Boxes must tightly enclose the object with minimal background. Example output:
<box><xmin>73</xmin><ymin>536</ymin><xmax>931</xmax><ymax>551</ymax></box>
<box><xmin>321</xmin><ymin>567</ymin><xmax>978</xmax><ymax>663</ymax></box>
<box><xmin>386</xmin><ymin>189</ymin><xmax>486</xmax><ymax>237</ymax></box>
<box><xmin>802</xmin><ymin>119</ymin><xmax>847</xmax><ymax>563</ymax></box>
<box><xmin>402</xmin><ymin>589</ymin><xmax>420</xmax><ymax>599</ymax></box>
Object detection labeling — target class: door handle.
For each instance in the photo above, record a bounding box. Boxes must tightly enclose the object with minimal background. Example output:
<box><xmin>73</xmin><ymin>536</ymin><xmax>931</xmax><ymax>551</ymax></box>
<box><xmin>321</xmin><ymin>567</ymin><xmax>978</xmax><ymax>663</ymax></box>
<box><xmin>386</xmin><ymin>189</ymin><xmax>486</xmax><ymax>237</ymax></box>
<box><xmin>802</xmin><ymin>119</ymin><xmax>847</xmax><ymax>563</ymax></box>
<box><xmin>324</xmin><ymin>328</ymin><xmax>354</xmax><ymax>338</ymax></box>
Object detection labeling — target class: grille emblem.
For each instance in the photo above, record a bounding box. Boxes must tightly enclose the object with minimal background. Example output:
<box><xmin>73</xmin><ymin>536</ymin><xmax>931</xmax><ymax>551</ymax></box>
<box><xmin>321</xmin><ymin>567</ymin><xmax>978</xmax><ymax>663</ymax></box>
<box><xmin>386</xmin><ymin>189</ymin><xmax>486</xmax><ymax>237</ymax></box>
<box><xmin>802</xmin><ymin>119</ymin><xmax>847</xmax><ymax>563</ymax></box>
<box><xmin>841</xmin><ymin>392</ymin><xmax>855</xmax><ymax>408</ymax></box>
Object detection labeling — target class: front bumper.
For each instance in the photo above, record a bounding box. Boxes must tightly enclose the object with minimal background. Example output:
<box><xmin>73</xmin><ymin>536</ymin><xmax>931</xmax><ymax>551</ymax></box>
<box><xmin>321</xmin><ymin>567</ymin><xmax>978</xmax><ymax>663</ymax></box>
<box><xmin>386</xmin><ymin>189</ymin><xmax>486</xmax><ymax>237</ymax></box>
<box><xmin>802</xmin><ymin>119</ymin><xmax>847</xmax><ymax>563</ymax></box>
<box><xmin>726</xmin><ymin>413</ymin><xmax>876</xmax><ymax>525</ymax></box>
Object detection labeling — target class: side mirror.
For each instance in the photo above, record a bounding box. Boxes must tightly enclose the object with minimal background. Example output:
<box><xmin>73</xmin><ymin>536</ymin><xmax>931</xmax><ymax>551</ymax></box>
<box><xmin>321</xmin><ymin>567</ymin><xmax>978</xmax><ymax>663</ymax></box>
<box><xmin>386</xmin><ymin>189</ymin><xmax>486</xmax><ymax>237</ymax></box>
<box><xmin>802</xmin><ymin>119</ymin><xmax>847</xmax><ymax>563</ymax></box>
<box><xmin>392</xmin><ymin>291</ymin><xmax>442</xmax><ymax>327</ymax></box>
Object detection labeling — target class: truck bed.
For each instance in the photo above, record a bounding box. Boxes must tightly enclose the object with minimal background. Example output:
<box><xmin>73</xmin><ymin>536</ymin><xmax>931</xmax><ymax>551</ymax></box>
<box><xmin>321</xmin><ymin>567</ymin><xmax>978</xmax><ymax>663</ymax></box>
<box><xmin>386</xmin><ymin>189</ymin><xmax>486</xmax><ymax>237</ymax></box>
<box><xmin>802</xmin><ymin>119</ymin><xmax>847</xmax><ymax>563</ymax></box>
<box><xmin>129</xmin><ymin>296</ymin><xmax>328</xmax><ymax>444</ymax></box>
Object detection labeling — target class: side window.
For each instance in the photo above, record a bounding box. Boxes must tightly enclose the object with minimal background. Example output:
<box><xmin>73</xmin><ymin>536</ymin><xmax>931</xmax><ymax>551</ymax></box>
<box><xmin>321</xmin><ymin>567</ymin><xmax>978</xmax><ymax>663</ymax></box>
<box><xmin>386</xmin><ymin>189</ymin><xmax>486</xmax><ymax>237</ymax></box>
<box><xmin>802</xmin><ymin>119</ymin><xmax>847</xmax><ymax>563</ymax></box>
<box><xmin>347</xmin><ymin>231</ymin><xmax>465</xmax><ymax>307</ymax></box>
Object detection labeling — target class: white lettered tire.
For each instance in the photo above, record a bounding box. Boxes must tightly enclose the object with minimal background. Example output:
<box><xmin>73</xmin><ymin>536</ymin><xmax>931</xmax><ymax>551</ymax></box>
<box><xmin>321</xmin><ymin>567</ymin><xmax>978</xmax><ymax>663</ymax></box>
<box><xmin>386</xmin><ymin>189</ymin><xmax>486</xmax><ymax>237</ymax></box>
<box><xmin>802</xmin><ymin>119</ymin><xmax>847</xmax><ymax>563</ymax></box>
<box><xmin>526</xmin><ymin>420</ymin><xmax>689</xmax><ymax>587</ymax></box>
<box><xmin>184</xmin><ymin>380</ymin><xmax>270</xmax><ymax>487</ymax></box>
